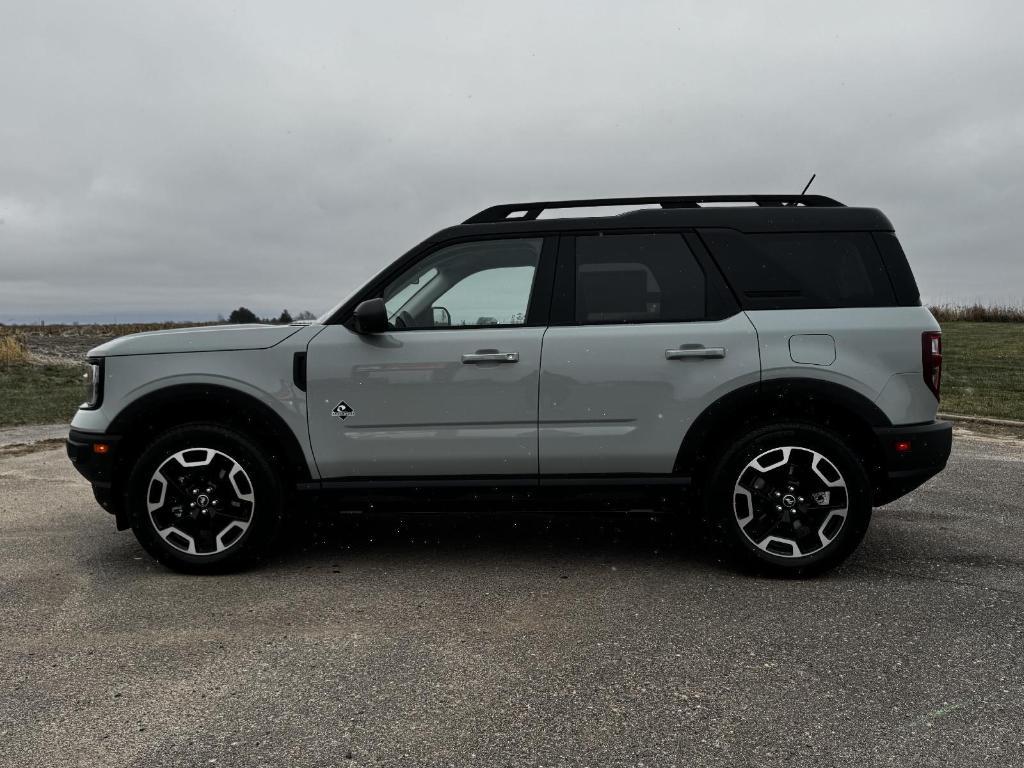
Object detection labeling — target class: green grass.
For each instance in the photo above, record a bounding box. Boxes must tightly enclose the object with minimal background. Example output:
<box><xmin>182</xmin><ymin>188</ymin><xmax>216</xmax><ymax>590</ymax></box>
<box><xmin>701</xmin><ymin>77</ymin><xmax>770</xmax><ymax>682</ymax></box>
<box><xmin>940</xmin><ymin>321</ymin><xmax>1024</xmax><ymax>421</ymax></box>
<box><xmin>0</xmin><ymin>363</ymin><xmax>86</xmax><ymax>428</ymax></box>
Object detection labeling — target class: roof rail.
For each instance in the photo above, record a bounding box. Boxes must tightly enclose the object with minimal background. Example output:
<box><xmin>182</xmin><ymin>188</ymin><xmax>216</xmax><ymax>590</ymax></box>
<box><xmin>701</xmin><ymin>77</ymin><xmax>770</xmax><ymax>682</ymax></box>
<box><xmin>463</xmin><ymin>194</ymin><xmax>844</xmax><ymax>224</ymax></box>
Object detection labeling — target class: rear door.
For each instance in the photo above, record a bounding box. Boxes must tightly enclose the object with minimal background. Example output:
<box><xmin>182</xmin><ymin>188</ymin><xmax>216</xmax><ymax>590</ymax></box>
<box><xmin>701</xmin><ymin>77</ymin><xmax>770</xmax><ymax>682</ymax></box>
<box><xmin>307</xmin><ymin>236</ymin><xmax>553</xmax><ymax>479</ymax></box>
<box><xmin>538</xmin><ymin>231</ymin><xmax>760</xmax><ymax>476</ymax></box>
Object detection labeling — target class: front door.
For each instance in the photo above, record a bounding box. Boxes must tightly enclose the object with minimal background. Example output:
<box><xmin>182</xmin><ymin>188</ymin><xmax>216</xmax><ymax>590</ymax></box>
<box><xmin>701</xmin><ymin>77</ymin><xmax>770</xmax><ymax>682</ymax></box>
<box><xmin>307</xmin><ymin>237</ymin><xmax>550</xmax><ymax>479</ymax></box>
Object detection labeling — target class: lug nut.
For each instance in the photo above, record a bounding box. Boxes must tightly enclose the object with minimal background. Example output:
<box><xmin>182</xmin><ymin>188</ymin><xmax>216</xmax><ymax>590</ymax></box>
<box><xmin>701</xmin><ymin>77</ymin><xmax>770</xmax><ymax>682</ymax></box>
<box><xmin>189</xmin><ymin>502</ymin><xmax>196</xmax><ymax>509</ymax></box>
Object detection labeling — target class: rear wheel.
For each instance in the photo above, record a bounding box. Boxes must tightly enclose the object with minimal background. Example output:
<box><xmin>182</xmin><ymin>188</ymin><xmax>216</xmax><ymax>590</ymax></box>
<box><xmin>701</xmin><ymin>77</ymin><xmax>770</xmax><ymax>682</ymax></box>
<box><xmin>127</xmin><ymin>423</ymin><xmax>284</xmax><ymax>573</ymax></box>
<box><xmin>705</xmin><ymin>423</ymin><xmax>872</xmax><ymax>576</ymax></box>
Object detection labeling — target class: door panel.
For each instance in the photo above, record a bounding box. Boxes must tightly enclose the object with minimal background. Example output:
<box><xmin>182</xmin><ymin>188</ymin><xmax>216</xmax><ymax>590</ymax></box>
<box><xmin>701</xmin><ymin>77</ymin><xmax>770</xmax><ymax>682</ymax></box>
<box><xmin>538</xmin><ymin>316</ymin><xmax>760</xmax><ymax>475</ymax></box>
<box><xmin>307</xmin><ymin>326</ymin><xmax>542</xmax><ymax>478</ymax></box>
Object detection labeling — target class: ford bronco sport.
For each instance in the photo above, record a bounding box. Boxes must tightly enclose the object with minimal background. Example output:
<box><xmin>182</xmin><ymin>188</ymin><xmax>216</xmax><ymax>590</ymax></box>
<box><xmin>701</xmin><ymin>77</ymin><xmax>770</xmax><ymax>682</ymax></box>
<box><xmin>67</xmin><ymin>194</ymin><xmax>952</xmax><ymax>575</ymax></box>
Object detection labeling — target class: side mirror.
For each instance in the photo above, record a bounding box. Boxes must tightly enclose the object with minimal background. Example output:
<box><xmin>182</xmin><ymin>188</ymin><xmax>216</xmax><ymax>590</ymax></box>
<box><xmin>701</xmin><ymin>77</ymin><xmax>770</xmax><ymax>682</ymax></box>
<box><xmin>350</xmin><ymin>298</ymin><xmax>389</xmax><ymax>334</ymax></box>
<box><xmin>432</xmin><ymin>306</ymin><xmax>451</xmax><ymax>327</ymax></box>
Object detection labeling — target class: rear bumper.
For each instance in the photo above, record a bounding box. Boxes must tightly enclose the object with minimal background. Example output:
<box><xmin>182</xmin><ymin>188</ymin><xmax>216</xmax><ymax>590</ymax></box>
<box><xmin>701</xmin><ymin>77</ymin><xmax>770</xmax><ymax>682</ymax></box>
<box><xmin>872</xmin><ymin>419</ymin><xmax>953</xmax><ymax>505</ymax></box>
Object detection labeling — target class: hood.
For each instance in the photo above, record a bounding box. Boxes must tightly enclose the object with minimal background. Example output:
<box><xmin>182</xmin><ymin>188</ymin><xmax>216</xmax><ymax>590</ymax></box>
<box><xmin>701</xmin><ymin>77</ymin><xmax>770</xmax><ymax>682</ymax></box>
<box><xmin>88</xmin><ymin>323</ymin><xmax>307</xmax><ymax>358</ymax></box>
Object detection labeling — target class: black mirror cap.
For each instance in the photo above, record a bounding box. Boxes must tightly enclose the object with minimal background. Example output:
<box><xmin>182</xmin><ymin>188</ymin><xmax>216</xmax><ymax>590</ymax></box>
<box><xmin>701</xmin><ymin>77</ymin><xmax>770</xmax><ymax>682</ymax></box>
<box><xmin>350</xmin><ymin>298</ymin><xmax>389</xmax><ymax>334</ymax></box>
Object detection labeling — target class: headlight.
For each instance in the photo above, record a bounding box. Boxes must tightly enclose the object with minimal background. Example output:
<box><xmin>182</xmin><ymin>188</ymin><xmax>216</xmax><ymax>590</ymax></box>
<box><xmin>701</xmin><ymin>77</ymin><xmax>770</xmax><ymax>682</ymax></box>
<box><xmin>81</xmin><ymin>359</ymin><xmax>103</xmax><ymax>409</ymax></box>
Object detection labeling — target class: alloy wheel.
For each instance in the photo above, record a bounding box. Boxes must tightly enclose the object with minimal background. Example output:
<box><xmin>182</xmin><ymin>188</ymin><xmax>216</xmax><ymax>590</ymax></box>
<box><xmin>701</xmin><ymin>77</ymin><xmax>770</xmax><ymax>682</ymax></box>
<box><xmin>732</xmin><ymin>445</ymin><xmax>849</xmax><ymax>558</ymax></box>
<box><xmin>146</xmin><ymin>447</ymin><xmax>256</xmax><ymax>556</ymax></box>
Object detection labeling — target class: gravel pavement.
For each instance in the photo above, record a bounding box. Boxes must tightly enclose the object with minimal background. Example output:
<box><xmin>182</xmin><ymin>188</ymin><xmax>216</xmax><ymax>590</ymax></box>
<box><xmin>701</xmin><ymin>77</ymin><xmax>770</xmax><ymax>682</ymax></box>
<box><xmin>0</xmin><ymin>435</ymin><xmax>1021</xmax><ymax>767</ymax></box>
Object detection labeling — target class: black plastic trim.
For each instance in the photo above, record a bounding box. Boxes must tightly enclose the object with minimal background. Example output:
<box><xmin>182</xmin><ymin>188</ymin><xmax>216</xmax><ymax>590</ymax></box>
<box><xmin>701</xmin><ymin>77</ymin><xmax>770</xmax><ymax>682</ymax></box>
<box><xmin>106</xmin><ymin>383</ymin><xmax>313</xmax><ymax>483</ymax></box>
<box><xmin>872</xmin><ymin>420</ymin><xmax>952</xmax><ymax>504</ymax></box>
<box><xmin>292</xmin><ymin>352</ymin><xmax>307</xmax><ymax>392</ymax></box>
<box><xmin>302</xmin><ymin>473</ymin><xmax>691</xmax><ymax>492</ymax></box>
<box><xmin>66</xmin><ymin>429</ymin><xmax>121</xmax><ymax>486</ymax></box>
<box><xmin>674</xmin><ymin>378</ymin><xmax>893</xmax><ymax>475</ymax></box>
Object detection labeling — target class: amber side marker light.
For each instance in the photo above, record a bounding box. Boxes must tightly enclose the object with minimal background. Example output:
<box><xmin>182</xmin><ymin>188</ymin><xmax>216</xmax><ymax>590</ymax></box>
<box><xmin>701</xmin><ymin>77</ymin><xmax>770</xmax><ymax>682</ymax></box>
<box><xmin>92</xmin><ymin>443</ymin><xmax>111</xmax><ymax>455</ymax></box>
<box><xmin>894</xmin><ymin>440</ymin><xmax>912</xmax><ymax>454</ymax></box>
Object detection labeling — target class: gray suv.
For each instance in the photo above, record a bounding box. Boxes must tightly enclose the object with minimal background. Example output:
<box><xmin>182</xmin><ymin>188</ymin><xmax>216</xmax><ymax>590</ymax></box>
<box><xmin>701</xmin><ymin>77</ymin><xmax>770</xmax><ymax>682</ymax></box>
<box><xmin>67</xmin><ymin>194</ymin><xmax>952</xmax><ymax>575</ymax></box>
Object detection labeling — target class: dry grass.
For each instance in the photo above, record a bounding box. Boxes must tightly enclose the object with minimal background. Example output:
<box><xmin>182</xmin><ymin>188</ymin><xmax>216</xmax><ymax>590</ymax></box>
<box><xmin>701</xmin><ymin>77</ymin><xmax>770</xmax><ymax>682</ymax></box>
<box><xmin>0</xmin><ymin>334</ymin><xmax>30</xmax><ymax>365</ymax></box>
<box><xmin>929</xmin><ymin>303</ymin><xmax>1024</xmax><ymax>323</ymax></box>
<box><xmin>1</xmin><ymin>321</ymin><xmax>215</xmax><ymax>337</ymax></box>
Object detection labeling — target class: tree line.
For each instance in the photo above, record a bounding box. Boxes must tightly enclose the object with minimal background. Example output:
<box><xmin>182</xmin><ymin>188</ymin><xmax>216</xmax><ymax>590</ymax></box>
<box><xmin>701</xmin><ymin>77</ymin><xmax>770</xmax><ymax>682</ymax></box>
<box><xmin>222</xmin><ymin>308</ymin><xmax>317</xmax><ymax>324</ymax></box>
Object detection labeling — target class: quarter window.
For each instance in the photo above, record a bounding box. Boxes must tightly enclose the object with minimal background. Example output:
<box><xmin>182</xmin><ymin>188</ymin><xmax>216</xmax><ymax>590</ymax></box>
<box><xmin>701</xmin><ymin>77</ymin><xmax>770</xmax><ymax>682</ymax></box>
<box><xmin>701</xmin><ymin>230</ymin><xmax>896</xmax><ymax>309</ymax></box>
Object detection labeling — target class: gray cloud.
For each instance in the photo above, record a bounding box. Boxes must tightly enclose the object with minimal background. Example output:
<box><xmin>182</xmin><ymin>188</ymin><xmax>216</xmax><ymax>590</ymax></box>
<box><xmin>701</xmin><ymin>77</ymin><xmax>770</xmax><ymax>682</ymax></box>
<box><xmin>2</xmin><ymin>1</ymin><xmax>1022</xmax><ymax>322</ymax></box>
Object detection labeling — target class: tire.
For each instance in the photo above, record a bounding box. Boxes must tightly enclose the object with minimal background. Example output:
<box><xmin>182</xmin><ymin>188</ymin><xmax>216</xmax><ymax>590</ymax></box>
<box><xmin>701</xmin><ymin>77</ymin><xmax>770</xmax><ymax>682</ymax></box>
<box><xmin>704</xmin><ymin>422</ymin><xmax>872</xmax><ymax>577</ymax></box>
<box><xmin>126</xmin><ymin>423</ymin><xmax>284</xmax><ymax>573</ymax></box>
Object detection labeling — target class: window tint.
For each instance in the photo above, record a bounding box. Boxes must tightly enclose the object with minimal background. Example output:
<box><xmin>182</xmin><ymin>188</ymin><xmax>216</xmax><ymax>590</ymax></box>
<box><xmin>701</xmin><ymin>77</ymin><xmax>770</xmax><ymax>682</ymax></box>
<box><xmin>574</xmin><ymin>233</ymin><xmax>706</xmax><ymax>324</ymax></box>
<box><xmin>701</xmin><ymin>230</ymin><xmax>896</xmax><ymax>310</ymax></box>
<box><xmin>381</xmin><ymin>238</ymin><xmax>541</xmax><ymax>329</ymax></box>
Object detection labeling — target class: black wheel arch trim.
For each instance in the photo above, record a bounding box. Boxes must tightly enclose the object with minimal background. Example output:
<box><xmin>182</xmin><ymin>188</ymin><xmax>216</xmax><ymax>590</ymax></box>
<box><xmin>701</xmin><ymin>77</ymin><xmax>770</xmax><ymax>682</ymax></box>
<box><xmin>674</xmin><ymin>377</ymin><xmax>892</xmax><ymax>476</ymax></box>
<box><xmin>106</xmin><ymin>384</ymin><xmax>313</xmax><ymax>485</ymax></box>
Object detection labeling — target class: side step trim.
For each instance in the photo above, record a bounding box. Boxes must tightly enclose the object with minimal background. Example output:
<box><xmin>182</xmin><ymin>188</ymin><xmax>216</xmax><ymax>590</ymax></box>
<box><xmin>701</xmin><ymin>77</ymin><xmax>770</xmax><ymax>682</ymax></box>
<box><xmin>297</xmin><ymin>474</ymin><xmax>691</xmax><ymax>492</ymax></box>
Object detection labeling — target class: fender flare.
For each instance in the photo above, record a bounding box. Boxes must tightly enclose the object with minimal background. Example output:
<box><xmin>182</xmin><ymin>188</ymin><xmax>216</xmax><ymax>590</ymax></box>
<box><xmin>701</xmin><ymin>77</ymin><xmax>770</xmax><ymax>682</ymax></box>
<box><xmin>674</xmin><ymin>377</ymin><xmax>891</xmax><ymax>475</ymax></box>
<box><xmin>107</xmin><ymin>383</ymin><xmax>313</xmax><ymax>484</ymax></box>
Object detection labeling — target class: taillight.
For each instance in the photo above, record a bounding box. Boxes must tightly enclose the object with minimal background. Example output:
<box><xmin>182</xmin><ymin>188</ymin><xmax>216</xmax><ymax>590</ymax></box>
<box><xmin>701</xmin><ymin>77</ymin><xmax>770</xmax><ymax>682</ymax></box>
<box><xmin>922</xmin><ymin>331</ymin><xmax>942</xmax><ymax>400</ymax></box>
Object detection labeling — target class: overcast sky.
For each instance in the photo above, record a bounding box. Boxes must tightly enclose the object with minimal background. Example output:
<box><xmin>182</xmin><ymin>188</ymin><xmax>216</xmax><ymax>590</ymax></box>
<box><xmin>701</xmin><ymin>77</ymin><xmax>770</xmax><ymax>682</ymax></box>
<box><xmin>1</xmin><ymin>1</ymin><xmax>1022</xmax><ymax>322</ymax></box>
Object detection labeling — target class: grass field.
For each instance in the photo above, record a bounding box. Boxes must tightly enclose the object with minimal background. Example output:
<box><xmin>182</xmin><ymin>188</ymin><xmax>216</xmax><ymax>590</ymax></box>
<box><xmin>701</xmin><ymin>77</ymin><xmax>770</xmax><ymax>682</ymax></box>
<box><xmin>0</xmin><ymin>363</ymin><xmax>86</xmax><ymax>428</ymax></box>
<box><xmin>940</xmin><ymin>321</ymin><xmax>1024</xmax><ymax>421</ymax></box>
<box><xmin>0</xmin><ymin>320</ymin><xmax>1022</xmax><ymax>429</ymax></box>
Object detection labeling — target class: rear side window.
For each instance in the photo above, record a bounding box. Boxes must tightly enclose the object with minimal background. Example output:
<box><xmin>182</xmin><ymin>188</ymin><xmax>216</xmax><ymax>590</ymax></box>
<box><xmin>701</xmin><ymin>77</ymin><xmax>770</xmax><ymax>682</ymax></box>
<box><xmin>700</xmin><ymin>230</ymin><xmax>896</xmax><ymax>310</ymax></box>
<box><xmin>574</xmin><ymin>233</ymin><xmax>706</xmax><ymax>323</ymax></box>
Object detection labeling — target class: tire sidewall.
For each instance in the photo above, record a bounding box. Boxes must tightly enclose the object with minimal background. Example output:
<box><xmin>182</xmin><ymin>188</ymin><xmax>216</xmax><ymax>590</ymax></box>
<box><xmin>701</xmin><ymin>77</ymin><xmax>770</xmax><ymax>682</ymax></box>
<box><xmin>127</xmin><ymin>424</ymin><xmax>283</xmax><ymax>572</ymax></box>
<box><xmin>707</xmin><ymin>423</ymin><xmax>872</xmax><ymax>575</ymax></box>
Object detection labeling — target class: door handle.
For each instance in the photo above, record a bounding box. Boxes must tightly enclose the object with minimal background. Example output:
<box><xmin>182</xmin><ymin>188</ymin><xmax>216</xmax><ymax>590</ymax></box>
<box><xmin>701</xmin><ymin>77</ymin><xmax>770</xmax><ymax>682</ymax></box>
<box><xmin>462</xmin><ymin>351</ymin><xmax>519</xmax><ymax>364</ymax></box>
<box><xmin>665</xmin><ymin>346</ymin><xmax>727</xmax><ymax>360</ymax></box>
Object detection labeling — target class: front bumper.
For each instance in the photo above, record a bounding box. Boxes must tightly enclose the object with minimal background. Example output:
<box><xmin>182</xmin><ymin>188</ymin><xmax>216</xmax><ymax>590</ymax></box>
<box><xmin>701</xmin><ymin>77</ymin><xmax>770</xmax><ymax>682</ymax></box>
<box><xmin>66</xmin><ymin>428</ymin><xmax>120</xmax><ymax>487</ymax></box>
<box><xmin>67</xmin><ymin>429</ymin><xmax>130</xmax><ymax>528</ymax></box>
<box><xmin>872</xmin><ymin>419</ymin><xmax>953</xmax><ymax>505</ymax></box>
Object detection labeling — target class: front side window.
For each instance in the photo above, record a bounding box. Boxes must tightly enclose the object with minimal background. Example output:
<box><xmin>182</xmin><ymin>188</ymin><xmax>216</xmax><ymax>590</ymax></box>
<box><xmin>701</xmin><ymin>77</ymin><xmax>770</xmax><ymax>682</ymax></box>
<box><xmin>382</xmin><ymin>238</ymin><xmax>542</xmax><ymax>330</ymax></box>
<box><xmin>574</xmin><ymin>233</ymin><xmax>707</xmax><ymax>324</ymax></box>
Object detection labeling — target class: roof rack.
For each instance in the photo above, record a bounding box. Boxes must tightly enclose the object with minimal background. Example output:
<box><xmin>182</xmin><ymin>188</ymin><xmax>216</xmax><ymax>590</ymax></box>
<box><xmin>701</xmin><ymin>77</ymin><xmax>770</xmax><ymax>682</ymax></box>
<box><xmin>463</xmin><ymin>194</ymin><xmax>844</xmax><ymax>224</ymax></box>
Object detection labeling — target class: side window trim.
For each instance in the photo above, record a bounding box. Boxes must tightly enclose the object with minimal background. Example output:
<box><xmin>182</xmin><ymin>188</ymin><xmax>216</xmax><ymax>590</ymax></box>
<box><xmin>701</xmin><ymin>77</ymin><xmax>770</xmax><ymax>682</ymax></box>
<box><xmin>683</xmin><ymin>232</ymin><xmax>741</xmax><ymax>320</ymax></box>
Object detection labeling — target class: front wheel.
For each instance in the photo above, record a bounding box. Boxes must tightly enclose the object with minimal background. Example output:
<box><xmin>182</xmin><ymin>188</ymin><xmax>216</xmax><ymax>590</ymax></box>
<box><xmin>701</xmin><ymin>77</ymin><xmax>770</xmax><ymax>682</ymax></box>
<box><xmin>705</xmin><ymin>423</ymin><xmax>872</xmax><ymax>576</ymax></box>
<box><xmin>126</xmin><ymin>423</ymin><xmax>284</xmax><ymax>573</ymax></box>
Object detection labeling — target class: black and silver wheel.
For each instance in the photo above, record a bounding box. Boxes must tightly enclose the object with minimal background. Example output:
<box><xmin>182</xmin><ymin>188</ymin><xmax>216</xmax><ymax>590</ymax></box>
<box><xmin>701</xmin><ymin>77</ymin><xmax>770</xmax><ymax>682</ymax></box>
<box><xmin>706</xmin><ymin>423</ymin><xmax>871</xmax><ymax>576</ymax></box>
<box><xmin>127</xmin><ymin>423</ymin><xmax>284</xmax><ymax>573</ymax></box>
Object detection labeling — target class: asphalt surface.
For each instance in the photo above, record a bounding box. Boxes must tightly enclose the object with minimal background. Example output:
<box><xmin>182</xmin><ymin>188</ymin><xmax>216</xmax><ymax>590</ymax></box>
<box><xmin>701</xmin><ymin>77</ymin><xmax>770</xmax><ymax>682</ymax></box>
<box><xmin>1</xmin><ymin>435</ymin><xmax>1021</xmax><ymax>768</ymax></box>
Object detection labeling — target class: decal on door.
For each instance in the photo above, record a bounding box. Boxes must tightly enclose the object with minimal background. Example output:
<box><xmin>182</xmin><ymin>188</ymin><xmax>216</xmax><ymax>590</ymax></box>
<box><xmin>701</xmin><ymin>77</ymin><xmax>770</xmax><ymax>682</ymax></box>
<box><xmin>332</xmin><ymin>401</ymin><xmax>354</xmax><ymax>420</ymax></box>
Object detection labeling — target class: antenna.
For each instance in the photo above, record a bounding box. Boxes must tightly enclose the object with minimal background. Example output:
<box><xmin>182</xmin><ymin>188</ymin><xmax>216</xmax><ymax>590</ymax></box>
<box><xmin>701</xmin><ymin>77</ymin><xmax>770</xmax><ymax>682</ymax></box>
<box><xmin>800</xmin><ymin>173</ymin><xmax>816</xmax><ymax>196</ymax></box>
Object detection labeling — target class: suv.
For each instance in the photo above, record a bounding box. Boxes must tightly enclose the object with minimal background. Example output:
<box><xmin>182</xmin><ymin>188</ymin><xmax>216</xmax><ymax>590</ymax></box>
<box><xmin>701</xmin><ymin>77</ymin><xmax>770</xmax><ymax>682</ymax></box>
<box><xmin>67</xmin><ymin>194</ymin><xmax>952</xmax><ymax>575</ymax></box>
